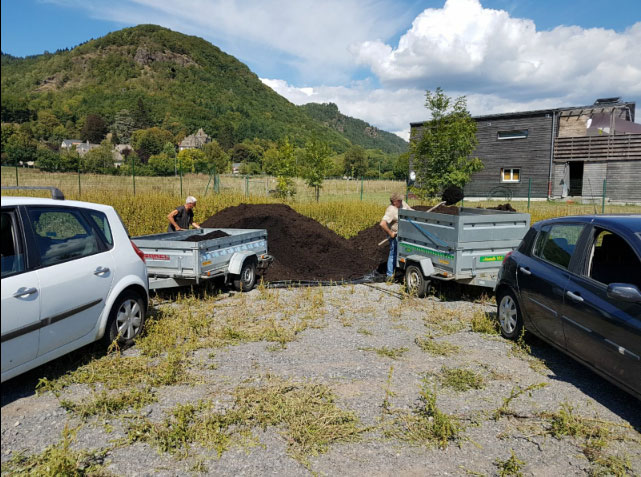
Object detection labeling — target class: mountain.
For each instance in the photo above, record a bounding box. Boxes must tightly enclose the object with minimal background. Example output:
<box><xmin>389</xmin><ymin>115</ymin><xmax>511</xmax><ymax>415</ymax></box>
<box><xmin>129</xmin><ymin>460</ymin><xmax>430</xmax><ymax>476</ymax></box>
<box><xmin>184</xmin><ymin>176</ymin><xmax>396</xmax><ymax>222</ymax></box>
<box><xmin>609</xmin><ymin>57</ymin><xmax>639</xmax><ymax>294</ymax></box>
<box><xmin>300</xmin><ymin>102</ymin><xmax>407</xmax><ymax>154</ymax></box>
<box><xmin>1</xmin><ymin>25</ymin><xmax>405</xmax><ymax>154</ymax></box>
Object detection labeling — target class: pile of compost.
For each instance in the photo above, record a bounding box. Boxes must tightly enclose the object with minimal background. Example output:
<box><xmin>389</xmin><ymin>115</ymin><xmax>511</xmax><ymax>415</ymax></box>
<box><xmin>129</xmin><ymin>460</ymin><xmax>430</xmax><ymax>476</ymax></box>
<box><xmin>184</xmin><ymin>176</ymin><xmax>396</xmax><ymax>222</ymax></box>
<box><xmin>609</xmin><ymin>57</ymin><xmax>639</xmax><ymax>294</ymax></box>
<box><xmin>486</xmin><ymin>203</ymin><xmax>517</xmax><ymax>212</ymax></box>
<box><xmin>183</xmin><ymin>230</ymin><xmax>229</xmax><ymax>242</ymax></box>
<box><xmin>201</xmin><ymin>204</ymin><xmax>387</xmax><ymax>281</ymax></box>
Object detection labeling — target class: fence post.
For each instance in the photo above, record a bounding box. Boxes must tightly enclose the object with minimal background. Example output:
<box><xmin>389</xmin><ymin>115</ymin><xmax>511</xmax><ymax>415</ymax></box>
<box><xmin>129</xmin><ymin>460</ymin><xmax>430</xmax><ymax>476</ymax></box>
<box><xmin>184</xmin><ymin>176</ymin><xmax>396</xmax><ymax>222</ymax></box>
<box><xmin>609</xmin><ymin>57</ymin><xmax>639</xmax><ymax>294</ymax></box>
<box><xmin>215</xmin><ymin>174</ymin><xmax>220</xmax><ymax>194</ymax></box>
<box><xmin>78</xmin><ymin>160</ymin><xmax>81</xmax><ymax>196</ymax></box>
<box><xmin>527</xmin><ymin>178</ymin><xmax>532</xmax><ymax>211</ymax></box>
<box><xmin>15</xmin><ymin>163</ymin><xmax>19</xmax><ymax>187</ymax></box>
<box><xmin>601</xmin><ymin>179</ymin><xmax>606</xmax><ymax>214</ymax></box>
<box><xmin>179</xmin><ymin>160</ymin><xmax>183</xmax><ymax>197</ymax></box>
<box><xmin>245</xmin><ymin>175</ymin><xmax>249</xmax><ymax>198</ymax></box>
<box><xmin>132</xmin><ymin>156</ymin><xmax>136</xmax><ymax>196</ymax></box>
<box><xmin>360</xmin><ymin>177</ymin><xmax>364</xmax><ymax>201</ymax></box>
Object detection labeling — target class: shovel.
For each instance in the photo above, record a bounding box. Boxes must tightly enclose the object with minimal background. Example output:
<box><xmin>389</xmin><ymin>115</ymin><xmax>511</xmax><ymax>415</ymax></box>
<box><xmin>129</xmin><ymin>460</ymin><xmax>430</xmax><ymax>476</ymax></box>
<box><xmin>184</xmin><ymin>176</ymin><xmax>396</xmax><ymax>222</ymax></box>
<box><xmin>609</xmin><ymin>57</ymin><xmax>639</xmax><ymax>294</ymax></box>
<box><xmin>377</xmin><ymin>186</ymin><xmax>464</xmax><ymax>246</ymax></box>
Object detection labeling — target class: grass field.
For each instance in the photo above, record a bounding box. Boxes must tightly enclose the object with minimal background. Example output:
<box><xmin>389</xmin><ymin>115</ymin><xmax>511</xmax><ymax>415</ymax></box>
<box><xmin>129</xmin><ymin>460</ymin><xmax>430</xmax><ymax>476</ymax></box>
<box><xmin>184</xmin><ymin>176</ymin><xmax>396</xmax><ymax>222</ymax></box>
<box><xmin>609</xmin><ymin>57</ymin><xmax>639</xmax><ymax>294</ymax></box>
<box><xmin>2</xmin><ymin>168</ymin><xmax>640</xmax><ymax>237</ymax></box>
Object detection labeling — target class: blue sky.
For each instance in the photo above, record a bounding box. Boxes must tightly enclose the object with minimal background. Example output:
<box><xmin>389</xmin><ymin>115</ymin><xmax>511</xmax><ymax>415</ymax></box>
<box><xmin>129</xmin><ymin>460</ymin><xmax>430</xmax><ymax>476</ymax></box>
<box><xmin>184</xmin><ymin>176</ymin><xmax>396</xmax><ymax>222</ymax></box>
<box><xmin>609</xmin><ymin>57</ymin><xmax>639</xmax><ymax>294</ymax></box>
<box><xmin>2</xmin><ymin>0</ymin><xmax>640</xmax><ymax>138</ymax></box>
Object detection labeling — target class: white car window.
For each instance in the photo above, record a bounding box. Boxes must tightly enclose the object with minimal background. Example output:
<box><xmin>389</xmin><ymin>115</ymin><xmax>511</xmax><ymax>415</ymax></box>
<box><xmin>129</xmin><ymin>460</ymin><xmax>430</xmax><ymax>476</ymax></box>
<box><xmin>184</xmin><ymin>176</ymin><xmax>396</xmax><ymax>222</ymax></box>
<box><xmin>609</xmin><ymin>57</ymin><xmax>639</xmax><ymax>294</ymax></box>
<box><xmin>27</xmin><ymin>208</ymin><xmax>100</xmax><ymax>267</ymax></box>
<box><xmin>1</xmin><ymin>210</ymin><xmax>26</xmax><ymax>278</ymax></box>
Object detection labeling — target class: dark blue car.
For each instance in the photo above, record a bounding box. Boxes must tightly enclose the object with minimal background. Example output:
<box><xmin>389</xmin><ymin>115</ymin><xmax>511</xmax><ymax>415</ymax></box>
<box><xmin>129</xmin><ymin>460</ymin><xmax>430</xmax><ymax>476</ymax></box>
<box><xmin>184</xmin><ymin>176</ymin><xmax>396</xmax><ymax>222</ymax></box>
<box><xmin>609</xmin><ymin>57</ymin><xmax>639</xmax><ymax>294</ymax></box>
<box><xmin>495</xmin><ymin>215</ymin><xmax>641</xmax><ymax>400</ymax></box>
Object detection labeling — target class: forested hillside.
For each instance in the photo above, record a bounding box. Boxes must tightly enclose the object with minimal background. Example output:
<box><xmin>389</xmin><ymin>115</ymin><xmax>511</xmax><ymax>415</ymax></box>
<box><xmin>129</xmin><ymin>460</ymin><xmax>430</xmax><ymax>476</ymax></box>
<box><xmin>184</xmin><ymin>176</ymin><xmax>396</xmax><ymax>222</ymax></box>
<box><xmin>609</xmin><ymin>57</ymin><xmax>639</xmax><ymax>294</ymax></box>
<box><xmin>1</xmin><ymin>25</ymin><xmax>351</xmax><ymax>151</ymax></box>
<box><xmin>301</xmin><ymin>103</ymin><xmax>407</xmax><ymax>154</ymax></box>
<box><xmin>1</xmin><ymin>24</ymin><xmax>408</xmax><ymax>180</ymax></box>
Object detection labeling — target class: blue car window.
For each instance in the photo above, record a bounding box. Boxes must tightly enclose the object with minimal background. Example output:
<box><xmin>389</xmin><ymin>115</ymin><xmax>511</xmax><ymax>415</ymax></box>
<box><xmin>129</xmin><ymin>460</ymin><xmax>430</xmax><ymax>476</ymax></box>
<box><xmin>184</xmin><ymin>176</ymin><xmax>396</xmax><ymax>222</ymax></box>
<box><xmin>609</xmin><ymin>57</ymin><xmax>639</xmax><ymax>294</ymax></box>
<box><xmin>589</xmin><ymin>229</ymin><xmax>641</xmax><ymax>288</ymax></box>
<box><xmin>533</xmin><ymin>224</ymin><xmax>583</xmax><ymax>269</ymax></box>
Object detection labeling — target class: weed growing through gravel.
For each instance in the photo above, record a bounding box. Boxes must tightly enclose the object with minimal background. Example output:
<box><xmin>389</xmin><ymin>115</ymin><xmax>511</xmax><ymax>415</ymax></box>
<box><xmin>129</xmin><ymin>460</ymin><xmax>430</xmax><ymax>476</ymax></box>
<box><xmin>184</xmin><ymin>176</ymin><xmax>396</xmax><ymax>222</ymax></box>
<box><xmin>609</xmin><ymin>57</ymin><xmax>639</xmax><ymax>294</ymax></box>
<box><xmin>439</xmin><ymin>366</ymin><xmax>485</xmax><ymax>392</ymax></box>
<box><xmin>544</xmin><ymin>403</ymin><xmax>636</xmax><ymax>476</ymax></box>
<box><xmin>61</xmin><ymin>387</ymin><xmax>157</xmax><ymax>420</ymax></box>
<box><xmin>415</xmin><ymin>335</ymin><xmax>460</xmax><ymax>356</ymax></box>
<box><xmin>359</xmin><ymin>346</ymin><xmax>409</xmax><ymax>360</ymax></box>
<box><xmin>493</xmin><ymin>383</ymin><xmax>548</xmax><ymax>419</ymax></box>
<box><xmin>357</xmin><ymin>327</ymin><xmax>373</xmax><ymax>336</ymax></box>
<box><xmin>3</xmin><ymin>424</ymin><xmax>110</xmax><ymax>476</ymax></box>
<box><xmin>382</xmin><ymin>379</ymin><xmax>461</xmax><ymax>449</ymax></box>
<box><xmin>494</xmin><ymin>449</ymin><xmax>525</xmax><ymax>476</ymax></box>
<box><xmin>470</xmin><ymin>311</ymin><xmax>500</xmax><ymax>334</ymax></box>
<box><xmin>127</xmin><ymin>376</ymin><xmax>365</xmax><ymax>467</ymax></box>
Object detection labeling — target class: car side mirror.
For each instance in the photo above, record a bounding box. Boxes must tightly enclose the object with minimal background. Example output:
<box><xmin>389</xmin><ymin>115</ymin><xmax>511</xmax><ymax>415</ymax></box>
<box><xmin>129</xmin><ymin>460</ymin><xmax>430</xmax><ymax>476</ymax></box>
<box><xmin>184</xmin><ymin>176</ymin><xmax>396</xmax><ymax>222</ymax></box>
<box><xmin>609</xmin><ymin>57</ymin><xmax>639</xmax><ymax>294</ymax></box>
<box><xmin>607</xmin><ymin>283</ymin><xmax>641</xmax><ymax>303</ymax></box>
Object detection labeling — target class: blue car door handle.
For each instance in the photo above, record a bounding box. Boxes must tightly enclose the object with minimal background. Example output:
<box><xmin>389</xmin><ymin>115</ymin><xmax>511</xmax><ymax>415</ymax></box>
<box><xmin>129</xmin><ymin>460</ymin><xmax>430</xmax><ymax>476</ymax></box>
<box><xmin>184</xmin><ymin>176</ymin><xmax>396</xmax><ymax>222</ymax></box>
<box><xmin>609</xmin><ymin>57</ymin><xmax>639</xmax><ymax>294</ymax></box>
<box><xmin>566</xmin><ymin>290</ymin><xmax>584</xmax><ymax>303</ymax></box>
<box><xmin>518</xmin><ymin>266</ymin><xmax>532</xmax><ymax>276</ymax></box>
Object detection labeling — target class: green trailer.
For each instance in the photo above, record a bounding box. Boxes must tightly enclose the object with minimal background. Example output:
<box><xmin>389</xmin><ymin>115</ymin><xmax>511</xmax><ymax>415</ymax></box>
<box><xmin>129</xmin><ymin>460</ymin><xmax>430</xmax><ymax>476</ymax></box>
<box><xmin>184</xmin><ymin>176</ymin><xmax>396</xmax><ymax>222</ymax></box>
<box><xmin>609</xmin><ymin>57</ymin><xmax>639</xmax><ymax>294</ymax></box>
<box><xmin>397</xmin><ymin>207</ymin><xmax>530</xmax><ymax>295</ymax></box>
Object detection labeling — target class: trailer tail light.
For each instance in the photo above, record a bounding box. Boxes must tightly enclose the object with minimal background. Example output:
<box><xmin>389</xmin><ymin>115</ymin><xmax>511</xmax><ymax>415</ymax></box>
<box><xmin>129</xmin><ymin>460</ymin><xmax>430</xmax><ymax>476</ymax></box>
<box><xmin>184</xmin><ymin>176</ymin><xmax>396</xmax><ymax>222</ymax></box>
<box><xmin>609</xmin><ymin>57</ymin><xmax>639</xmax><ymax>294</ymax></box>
<box><xmin>131</xmin><ymin>240</ymin><xmax>146</xmax><ymax>263</ymax></box>
<box><xmin>503</xmin><ymin>251</ymin><xmax>513</xmax><ymax>263</ymax></box>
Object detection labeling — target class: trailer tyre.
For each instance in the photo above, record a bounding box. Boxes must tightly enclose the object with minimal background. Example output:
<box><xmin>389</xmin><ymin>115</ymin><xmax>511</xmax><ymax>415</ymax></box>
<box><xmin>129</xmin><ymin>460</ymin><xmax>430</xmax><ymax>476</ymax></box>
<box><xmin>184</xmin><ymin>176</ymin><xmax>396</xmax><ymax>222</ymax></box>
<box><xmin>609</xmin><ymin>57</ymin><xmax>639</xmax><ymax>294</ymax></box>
<box><xmin>233</xmin><ymin>259</ymin><xmax>257</xmax><ymax>292</ymax></box>
<box><xmin>102</xmin><ymin>290</ymin><xmax>146</xmax><ymax>347</ymax></box>
<box><xmin>405</xmin><ymin>264</ymin><xmax>429</xmax><ymax>298</ymax></box>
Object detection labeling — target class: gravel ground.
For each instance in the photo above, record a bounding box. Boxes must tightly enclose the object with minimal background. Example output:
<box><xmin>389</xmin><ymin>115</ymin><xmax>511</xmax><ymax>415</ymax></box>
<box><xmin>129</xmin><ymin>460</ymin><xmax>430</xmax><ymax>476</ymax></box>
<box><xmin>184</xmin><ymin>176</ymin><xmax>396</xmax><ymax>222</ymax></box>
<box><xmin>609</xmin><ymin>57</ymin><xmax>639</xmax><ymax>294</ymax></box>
<box><xmin>2</xmin><ymin>283</ymin><xmax>640</xmax><ymax>476</ymax></box>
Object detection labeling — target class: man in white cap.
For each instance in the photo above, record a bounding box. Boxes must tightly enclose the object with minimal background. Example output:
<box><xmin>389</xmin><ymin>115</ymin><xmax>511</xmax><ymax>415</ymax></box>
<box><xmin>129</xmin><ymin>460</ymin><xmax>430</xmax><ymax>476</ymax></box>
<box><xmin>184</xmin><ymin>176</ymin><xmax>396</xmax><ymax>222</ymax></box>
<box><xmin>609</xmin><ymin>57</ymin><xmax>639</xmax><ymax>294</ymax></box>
<box><xmin>380</xmin><ymin>192</ymin><xmax>412</xmax><ymax>280</ymax></box>
<box><xmin>167</xmin><ymin>196</ymin><xmax>201</xmax><ymax>232</ymax></box>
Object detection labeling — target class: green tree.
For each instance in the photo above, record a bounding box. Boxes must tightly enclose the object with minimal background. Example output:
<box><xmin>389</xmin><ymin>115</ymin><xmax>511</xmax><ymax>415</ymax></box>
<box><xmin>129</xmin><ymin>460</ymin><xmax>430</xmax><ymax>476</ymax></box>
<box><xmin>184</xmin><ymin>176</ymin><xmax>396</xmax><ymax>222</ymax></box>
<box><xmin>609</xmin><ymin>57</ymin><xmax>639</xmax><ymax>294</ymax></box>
<box><xmin>131</xmin><ymin>127</ymin><xmax>174</xmax><ymax>162</ymax></box>
<box><xmin>302</xmin><ymin>138</ymin><xmax>332</xmax><ymax>202</ymax></box>
<box><xmin>84</xmin><ymin>140</ymin><xmax>116</xmax><ymax>174</ymax></box>
<box><xmin>343</xmin><ymin>145</ymin><xmax>368</xmax><ymax>178</ymax></box>
<box><xmin>176</xmin><ymin>148</ymin><xmax>201</xmax><ymax>174</ymax></box>
<box><xmin>5</xmin><ymin>130</ymin><xmax>37</xmax><ymax>166</ymax></box>
<box><xmin>148</xmin><ymin>153</ymin><xmax>174</xmax><ymax>176</ymax></box>
<box><xmin>35</xmin><ymin>146</ymin><xmax>60</xmax><ymax>172</ymax></box>
<box><xmin>412</xmin><ymin>88</ymin><xmax>482</xmax><ymax>198</ymax></box>
<box><xmin>393</xmin><ymin>152</ymin><xmax>410</xmax><ymax>180</ymax></box>
<box><xmin>81</xmin><ymin>114</ymin><xmax>108</xmax><ymax>143</ymax></box>
<box><xmin>111</xmin><ymin>109</ymin><xmax>136</xmax><ymax>144</ymax></box>
<box><xmin>201</xmin><ymin>140</ymin><xmax>230</xmax><ymax>174</ymax></box>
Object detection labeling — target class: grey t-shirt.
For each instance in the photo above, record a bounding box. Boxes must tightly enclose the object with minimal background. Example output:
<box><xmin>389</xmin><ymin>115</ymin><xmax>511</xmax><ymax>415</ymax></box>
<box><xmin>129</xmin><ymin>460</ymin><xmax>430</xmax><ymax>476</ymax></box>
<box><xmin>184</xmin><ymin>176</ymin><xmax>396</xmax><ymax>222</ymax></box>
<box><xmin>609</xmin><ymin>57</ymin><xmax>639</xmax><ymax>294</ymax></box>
<box><xmin>168</xmin><ymin>205</ymin><xmax>193</xmax><ymax>232</ymax></box>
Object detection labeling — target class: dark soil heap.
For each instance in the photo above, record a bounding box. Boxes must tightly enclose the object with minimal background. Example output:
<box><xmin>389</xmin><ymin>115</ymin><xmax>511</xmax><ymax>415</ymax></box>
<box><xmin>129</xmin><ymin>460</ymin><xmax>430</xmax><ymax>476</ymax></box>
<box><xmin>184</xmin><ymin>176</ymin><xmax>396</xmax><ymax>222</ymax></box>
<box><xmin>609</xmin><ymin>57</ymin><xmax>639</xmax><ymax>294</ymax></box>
<box><xmin>183</xmin><ymin>230</ymin><xmax>229</xmax><ymax>242</ymax></box>
<box><xmin>201</xmin><ymin>204</ymin><xmax>387</xmax><ymax>281</ymax></box>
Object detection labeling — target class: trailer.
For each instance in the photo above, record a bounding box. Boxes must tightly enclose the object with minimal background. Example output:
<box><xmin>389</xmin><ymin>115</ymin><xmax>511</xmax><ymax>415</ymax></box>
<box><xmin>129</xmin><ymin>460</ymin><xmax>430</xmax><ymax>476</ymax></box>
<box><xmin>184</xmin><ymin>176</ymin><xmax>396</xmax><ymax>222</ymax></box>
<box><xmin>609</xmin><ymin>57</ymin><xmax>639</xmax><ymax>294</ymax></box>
<box><xmin>397</xmin><ymin>207</ymin><xmax>530</xmax><ymax>295</ymax></box>
<box><xmin>132</xmin><ymin>228</ymin><xmax>272</xmax><ymax>291</ymax></box>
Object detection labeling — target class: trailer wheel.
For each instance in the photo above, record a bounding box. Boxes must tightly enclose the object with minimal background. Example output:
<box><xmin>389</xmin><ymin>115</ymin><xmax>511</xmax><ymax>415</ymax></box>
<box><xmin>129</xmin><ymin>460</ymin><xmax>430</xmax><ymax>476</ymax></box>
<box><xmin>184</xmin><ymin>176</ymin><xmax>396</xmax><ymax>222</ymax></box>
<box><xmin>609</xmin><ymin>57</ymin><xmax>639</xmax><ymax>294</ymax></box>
<box><xmin>233</xmin><ymin>259</ymin><xmax>257</xmax><ymax>292</ymax></box>
<box><xmin>405</xmin><ymin>264</ymin><xmax>429</xmax><ymax>298</ymax></box>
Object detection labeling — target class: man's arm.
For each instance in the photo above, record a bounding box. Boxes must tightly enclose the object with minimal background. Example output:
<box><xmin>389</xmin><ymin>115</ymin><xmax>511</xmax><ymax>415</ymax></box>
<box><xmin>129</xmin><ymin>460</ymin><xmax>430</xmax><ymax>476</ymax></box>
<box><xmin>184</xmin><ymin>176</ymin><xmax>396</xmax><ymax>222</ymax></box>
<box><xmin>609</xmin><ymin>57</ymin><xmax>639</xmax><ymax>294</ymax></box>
<box><xmin>379</xmin><ymin>219</ymin><xmax>395</xmax><ymax>238</ymax></box>
<box><xmin>193</xmin><ymin>222</ymin><xmax>201</xmax><ymax>229</ymax></box>
<box><xmin>167</xmin><ymin>209</ymin><xmax>182</xmax><ymax>230</ymax></box>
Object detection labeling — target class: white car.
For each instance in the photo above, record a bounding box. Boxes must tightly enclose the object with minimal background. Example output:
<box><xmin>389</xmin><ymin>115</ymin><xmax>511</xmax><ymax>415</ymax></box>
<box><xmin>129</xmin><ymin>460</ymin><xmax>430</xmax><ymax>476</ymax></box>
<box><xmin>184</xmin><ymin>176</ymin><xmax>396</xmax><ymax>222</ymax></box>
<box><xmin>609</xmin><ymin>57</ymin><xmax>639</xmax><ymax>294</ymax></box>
<box><xmin>1</xmin><ymin>189</ymin><xmax>149</xmax><ymax>383</ymax></box>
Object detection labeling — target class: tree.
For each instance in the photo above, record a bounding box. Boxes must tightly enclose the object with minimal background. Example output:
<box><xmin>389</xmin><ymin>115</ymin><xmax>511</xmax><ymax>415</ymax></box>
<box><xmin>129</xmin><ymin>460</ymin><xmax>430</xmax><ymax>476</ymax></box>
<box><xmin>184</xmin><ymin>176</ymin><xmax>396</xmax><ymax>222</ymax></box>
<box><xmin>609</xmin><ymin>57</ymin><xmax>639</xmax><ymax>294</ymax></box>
<box><xmin>131</xmin><ymin>127</ymin><xmax>174</xmax><ymax>162</ymax></box>
<box><xmin>81</xmin><ymin>114</ymin><xmax>108</xmax><ymax>143</ymax></box>
<box><xmin>148</xmin><ymin>153</ymin><xmax>175</xmax><ymax>176</ymax></box>
<box><xmin>5</xmin><ymin>130</ymin><xmax>37</xmax><ymax>166</ymax></box>
<box><xmin>343</xmin><ymin>145</ymin><xmax>368</xmax><ymax>178</ymax></box>
<box><xmin>84</xmin><ymin>140</ymin><xmax>116</xmax><ymax>174</ymax></box>
<box><xmin>111</xmin><ymin>109</ymin><xmax>136</xmax><ymax>144</ymax></box>
<box><xmin>302</xmin><ymin>138</ymin><xmax>332</xmax><ymax>202</ymax></box>
<box><xmin>176</xmin><ymin>148</ymin><xmax>202</xmax><ymax>174</ymax></box>
<box><xmin>201</xmin><ymin>140</ymin><xmax>230</xmax><ymax>174</ymax></box>
<box><xmin>412</xmin><ymin>88</ymin><xmax>482</xmax><ymax>198</ymax></box>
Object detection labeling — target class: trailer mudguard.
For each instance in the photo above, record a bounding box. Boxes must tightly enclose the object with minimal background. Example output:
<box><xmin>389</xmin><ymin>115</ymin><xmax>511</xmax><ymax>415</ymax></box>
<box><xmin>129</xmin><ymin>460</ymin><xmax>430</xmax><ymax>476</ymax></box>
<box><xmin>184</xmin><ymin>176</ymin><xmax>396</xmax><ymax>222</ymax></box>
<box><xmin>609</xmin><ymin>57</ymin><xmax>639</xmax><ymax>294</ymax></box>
<box><xmin>406</xmin><ymin>255</ymin><xmax>435</xmax><ymax>277</ymax></box>
<box><xmin>228</xmin><ymin>251</ymin><xmax>257</xmax><ymax>275</ymax></box>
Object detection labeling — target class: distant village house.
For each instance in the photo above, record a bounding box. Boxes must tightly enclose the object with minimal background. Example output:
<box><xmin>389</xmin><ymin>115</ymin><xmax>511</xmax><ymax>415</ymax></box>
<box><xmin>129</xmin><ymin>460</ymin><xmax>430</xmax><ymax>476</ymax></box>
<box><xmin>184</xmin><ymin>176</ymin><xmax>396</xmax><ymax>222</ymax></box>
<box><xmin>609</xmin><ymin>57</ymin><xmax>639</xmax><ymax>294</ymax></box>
<box><xmin>179</xmin><ymin>128</ymin><xmax>210</xmax><ymax>151</ymax></box>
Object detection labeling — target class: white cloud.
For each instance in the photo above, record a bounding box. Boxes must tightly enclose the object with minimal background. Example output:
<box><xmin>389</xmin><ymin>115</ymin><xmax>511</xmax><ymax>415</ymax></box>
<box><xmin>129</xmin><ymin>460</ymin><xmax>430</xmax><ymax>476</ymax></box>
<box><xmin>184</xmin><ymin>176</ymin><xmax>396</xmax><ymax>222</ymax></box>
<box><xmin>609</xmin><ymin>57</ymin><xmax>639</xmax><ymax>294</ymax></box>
<box><xmin>353</xmin><ymin>0</ymin><xmax>641</xmax><ymax>101</ymax></box>
<box><xmin>46</xmin><ymin>0</ymin><xmax>410</xmax><ymax>83</ymax></box>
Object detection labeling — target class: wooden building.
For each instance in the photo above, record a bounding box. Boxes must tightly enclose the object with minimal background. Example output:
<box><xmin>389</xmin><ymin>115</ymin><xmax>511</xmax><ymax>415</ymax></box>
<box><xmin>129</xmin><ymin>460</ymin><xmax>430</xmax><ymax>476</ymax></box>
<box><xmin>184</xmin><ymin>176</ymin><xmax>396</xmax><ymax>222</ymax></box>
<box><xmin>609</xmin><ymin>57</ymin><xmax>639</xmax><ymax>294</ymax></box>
<box><xmin>409</xmin><ymin>98</ymin><xmax>641</xmax><ymax>202</ymax></box>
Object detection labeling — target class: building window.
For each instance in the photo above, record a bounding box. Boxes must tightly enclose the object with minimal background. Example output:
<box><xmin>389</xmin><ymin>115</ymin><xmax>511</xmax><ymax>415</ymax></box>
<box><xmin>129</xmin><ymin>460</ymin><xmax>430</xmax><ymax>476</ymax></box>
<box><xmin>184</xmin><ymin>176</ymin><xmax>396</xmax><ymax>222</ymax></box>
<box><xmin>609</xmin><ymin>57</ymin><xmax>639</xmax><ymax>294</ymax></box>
<box><xmin>497</xmin><ymin>129</ymin><xmax>528</xmax><ymax>140</ymax></box>
<box><xmin>501</xmin><ymin>168</ymin><xmax>520</xmax><ymax>183</ymax></box>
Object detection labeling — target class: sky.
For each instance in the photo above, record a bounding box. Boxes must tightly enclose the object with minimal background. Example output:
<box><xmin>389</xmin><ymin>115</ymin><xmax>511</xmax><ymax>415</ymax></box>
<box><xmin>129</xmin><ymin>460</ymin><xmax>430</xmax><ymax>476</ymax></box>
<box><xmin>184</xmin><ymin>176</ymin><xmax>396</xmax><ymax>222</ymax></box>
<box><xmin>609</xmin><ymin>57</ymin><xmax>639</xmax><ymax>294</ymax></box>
<box><xmin>2</xmin><ymin>0</ymin><xmax>640</xmax><ymax>140</ymax></box>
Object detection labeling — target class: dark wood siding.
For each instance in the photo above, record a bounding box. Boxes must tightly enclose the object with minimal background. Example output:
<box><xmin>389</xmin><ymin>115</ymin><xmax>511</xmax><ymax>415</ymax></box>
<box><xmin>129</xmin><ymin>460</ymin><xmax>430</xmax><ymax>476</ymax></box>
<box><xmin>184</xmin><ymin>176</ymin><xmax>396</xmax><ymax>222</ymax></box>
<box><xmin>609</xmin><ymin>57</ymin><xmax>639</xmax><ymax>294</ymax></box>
<box><xmin>465</xmin><ymin>114</ymin><xmax>554</xmax><ymax>198</ymax></box>
<box><xmin>606</xmin><ymin>161</ymin><xmax>641</xmax><ymax>201</ymax></box>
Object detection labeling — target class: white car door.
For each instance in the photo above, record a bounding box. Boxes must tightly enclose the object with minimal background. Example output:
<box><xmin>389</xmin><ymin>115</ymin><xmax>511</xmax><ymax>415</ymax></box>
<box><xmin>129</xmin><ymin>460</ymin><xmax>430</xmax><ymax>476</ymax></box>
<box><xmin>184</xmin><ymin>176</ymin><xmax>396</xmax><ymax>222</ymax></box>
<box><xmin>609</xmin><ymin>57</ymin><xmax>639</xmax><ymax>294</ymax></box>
<box><xmin>1</xmin><ymin>209</ymin><xmax>40</xmax><ymax>375</ymax></box>
<box><xmin>25</xmin><ymin>206</ymin><xmax>115</xmax><ymax>357</ymax></box>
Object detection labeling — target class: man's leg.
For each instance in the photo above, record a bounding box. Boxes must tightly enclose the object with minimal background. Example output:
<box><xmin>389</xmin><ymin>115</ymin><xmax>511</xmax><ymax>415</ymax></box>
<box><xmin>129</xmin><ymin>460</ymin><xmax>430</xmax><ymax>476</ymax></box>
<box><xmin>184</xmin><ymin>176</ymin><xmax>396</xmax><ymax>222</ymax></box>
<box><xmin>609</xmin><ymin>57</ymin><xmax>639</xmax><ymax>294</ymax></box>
<box><xmin>387</xmin><ymin>237</ymin><xmax>397</xmax><ymax>277</ymax></box>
